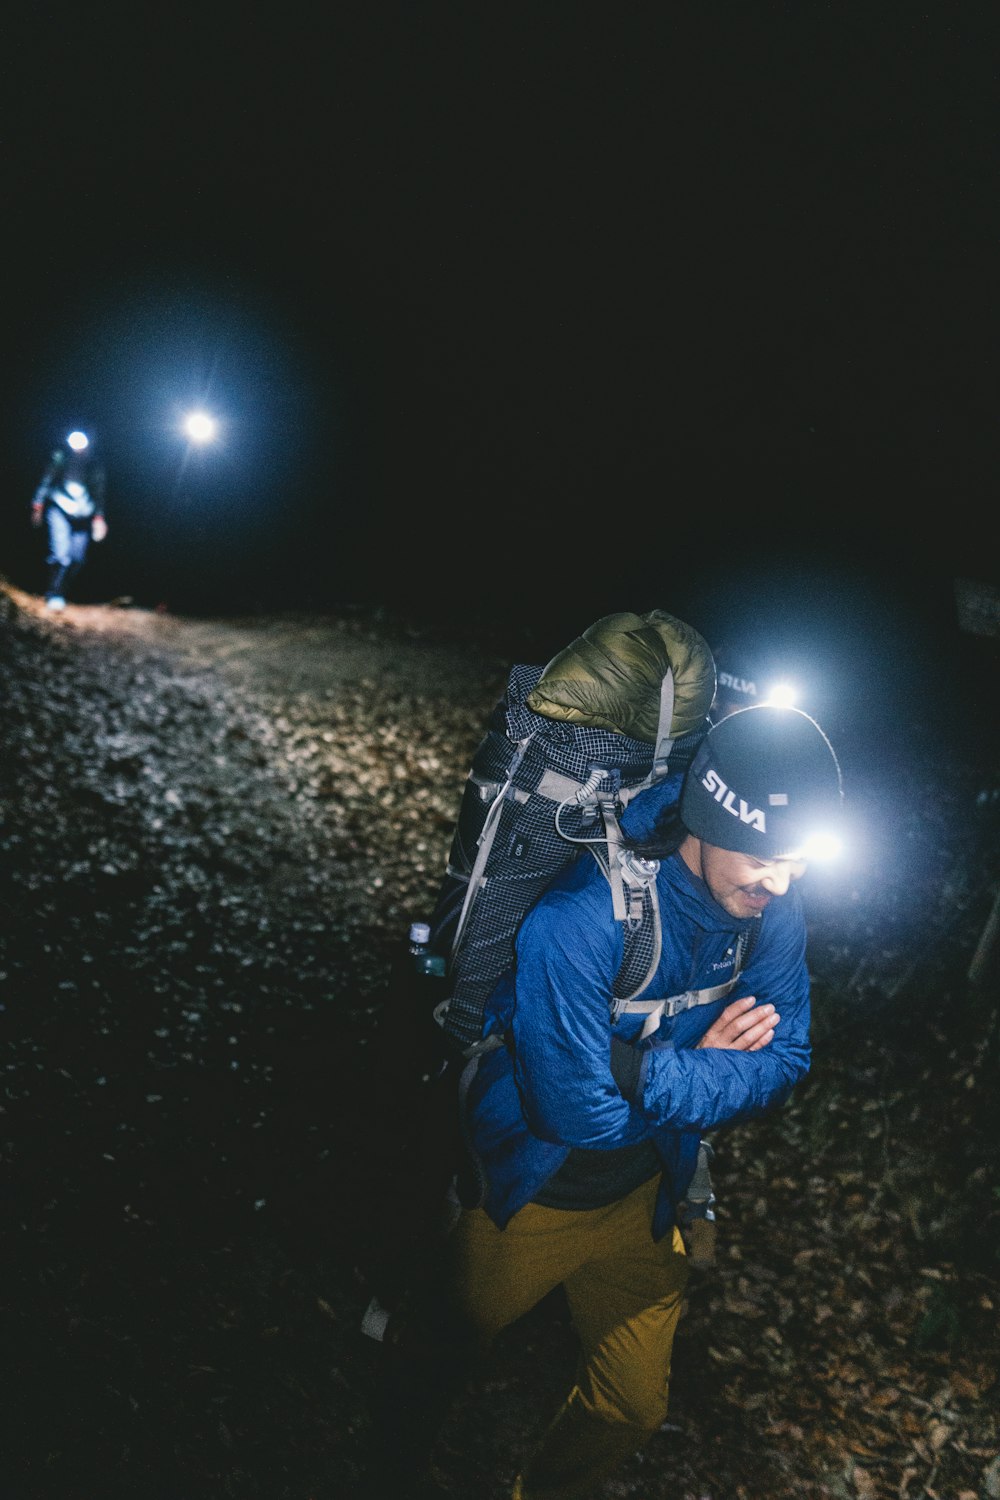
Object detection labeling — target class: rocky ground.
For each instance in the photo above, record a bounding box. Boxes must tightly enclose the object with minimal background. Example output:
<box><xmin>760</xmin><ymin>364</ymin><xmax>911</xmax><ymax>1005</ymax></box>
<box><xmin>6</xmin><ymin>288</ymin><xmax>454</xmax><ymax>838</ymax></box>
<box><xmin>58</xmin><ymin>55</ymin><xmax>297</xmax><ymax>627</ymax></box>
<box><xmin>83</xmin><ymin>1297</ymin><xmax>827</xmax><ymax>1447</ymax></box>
<box><xmin>1</xmin><ymin>580</ymin><xmax>998</xmax><ymax>1500</ymax></box>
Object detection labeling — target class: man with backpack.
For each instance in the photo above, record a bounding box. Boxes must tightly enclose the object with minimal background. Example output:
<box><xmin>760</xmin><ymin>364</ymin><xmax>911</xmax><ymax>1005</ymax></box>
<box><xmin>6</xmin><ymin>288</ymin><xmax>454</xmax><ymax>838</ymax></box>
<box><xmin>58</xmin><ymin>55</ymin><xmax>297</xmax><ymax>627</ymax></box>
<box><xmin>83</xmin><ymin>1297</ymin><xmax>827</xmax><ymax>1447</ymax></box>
<box><xmin>373</xmin><ymin>702</ymin><xmax>844</xmax><ymax>1499</ymax></box>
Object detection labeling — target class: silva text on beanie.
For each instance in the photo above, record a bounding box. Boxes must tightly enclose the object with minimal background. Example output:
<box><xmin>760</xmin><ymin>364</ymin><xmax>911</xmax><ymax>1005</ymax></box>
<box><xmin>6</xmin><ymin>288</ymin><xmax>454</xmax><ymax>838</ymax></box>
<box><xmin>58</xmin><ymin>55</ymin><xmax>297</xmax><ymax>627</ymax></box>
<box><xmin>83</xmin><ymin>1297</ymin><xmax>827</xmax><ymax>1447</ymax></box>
<box><xmin>680</xmin><ymin>705</ymin><xmax>843</xmax><ymax>859</ymax></box>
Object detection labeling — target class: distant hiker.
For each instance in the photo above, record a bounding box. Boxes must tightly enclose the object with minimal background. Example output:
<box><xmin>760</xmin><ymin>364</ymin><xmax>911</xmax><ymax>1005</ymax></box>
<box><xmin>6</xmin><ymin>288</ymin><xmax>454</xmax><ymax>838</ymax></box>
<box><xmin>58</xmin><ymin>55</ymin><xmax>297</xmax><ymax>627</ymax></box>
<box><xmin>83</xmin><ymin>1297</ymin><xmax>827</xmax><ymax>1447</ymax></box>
<box><xmin>373</xmin><ymin>704</ymin><xmax>845</xmax><ymax>1499</ymax></box>
<box><xmin>30</xmin><ymin>430</ymin><xmax>108</xmax><ymax>610</ymax></box>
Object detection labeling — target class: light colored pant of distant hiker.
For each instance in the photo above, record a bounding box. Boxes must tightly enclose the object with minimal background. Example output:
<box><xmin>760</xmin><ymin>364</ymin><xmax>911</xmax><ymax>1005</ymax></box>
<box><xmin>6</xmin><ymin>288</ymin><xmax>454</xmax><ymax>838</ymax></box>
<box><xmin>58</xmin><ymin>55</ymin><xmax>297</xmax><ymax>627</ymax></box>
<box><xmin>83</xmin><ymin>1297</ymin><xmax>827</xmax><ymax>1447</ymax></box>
<box><xmin>448</xmin><ymin>1175</ymin><xmax>689</xmax><ymax>1500</ymax></box>
<box><xmin>44</xmin><ymin>504</ymin><xmax>92</xmax><ymax>601</ymax></box>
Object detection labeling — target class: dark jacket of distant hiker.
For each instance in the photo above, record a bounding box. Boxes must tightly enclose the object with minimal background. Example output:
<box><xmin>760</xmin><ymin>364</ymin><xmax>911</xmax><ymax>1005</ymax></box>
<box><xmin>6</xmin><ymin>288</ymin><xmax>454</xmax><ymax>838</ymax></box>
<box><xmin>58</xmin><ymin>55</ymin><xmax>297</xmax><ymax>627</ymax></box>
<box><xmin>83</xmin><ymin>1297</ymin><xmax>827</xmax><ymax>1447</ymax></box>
<box><xmin>31</xmin><ymin>445</ymin><xmax>108</xmax><ymax>607</ymax></box>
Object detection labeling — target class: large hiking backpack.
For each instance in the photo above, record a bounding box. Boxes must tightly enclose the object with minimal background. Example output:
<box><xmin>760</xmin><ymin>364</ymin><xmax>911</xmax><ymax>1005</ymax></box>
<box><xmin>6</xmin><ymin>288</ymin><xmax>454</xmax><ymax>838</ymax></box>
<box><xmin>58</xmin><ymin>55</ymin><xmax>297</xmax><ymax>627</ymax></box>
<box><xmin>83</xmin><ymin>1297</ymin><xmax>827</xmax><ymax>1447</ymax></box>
<box><xmin>427</xmin><ymin>609</ymin><xmax>718</xmax><ymax>1052</ymax></box>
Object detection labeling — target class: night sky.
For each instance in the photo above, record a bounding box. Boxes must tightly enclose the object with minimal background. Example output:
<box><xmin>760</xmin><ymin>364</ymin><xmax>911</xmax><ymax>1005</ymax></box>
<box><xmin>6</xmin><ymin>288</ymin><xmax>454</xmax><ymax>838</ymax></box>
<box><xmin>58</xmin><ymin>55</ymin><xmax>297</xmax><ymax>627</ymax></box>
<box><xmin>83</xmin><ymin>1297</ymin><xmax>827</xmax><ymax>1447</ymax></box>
<box><xmin>3</xmin><ymin>5</ymin><xmax>996</xmax><ymax>739</ymax></box>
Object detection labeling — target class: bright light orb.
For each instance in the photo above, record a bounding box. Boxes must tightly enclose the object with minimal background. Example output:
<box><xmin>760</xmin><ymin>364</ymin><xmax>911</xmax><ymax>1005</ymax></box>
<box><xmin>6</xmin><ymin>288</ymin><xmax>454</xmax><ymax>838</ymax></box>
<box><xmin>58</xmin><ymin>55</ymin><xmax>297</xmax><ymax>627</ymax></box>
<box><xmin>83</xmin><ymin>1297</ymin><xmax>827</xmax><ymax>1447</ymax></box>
<box><xmin>801</xmin><ymin>831</ymin><xmax>843</xmax><ymax>863</ymax></box>
<box><xmin>764</xmin><ymin>681</ymin><xmax>798</xmax><ymax>709</ymax></box>
<box><xmin>67</xmin><ymin>430</ymin><xmax>90</xmax><ymax>451</ymax></box>
<box><xmin>183</xmin><ymin>411</ymin><xmax>218</xmax><ymax>444</ymax></box>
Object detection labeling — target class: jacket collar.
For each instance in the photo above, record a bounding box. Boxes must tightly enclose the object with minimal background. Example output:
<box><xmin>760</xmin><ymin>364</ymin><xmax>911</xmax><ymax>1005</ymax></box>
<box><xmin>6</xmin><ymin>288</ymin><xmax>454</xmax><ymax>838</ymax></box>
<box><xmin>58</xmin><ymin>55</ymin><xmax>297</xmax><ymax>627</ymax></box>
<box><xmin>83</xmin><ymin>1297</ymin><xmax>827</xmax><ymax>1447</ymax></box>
<box><xmin>663</xmin><ymin>847</ymin><xmax>757</xmax><ymax>937</ymax></box>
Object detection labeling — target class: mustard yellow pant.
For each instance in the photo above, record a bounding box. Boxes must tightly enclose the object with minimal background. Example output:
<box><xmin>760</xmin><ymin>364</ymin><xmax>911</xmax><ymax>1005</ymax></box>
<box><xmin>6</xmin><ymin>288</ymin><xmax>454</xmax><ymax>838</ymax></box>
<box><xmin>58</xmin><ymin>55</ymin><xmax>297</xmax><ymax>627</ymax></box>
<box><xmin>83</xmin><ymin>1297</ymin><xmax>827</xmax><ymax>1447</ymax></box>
<box><xmin>448</xmin><ymin>1175</ymin><xmax>689</xmax><ymax>1500</ymax></box>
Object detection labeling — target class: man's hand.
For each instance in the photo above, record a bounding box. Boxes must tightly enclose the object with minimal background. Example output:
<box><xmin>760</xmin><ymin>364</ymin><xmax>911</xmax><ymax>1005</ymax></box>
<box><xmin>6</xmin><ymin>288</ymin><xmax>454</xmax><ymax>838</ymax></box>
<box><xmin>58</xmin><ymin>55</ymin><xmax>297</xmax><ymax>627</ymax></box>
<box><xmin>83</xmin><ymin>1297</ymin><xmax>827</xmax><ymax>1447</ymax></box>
<box><xmin>91</xmin><ymin>516</ymin><xmax>108</xmax><ymax>542</ymax></box>
<box><xmin>31</xmin><ymin>502</ymin><xmax>43</xmax><ymax>528</ymax></box>
<box><xmin>696</xmin><ymin>995</ymin><xmax>778</xmax><ymax>1052</ymax></box>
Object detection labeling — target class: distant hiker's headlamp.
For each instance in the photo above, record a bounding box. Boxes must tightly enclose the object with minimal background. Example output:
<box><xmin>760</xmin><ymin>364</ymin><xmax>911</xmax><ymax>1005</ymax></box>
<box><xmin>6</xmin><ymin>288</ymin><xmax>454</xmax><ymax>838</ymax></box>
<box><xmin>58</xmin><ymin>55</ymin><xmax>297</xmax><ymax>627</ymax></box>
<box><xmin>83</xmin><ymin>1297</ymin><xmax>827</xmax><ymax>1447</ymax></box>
<box><xmin>183</xmin><ymin>411</ymin><xmax>218</xmax><ymax>444</ymax></box>
<box><xmin>67</xmin><ymin>431</ymin><xmax>90</xmax><ymax>451</ymax></box>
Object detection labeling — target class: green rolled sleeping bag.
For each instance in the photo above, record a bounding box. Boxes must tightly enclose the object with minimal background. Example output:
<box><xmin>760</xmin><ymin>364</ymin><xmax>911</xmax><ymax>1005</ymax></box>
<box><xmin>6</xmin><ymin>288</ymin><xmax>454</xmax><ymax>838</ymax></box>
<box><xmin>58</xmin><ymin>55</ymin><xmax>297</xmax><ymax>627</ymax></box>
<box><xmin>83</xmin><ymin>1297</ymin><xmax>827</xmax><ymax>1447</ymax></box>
<box><xmin>525</xmin><ymin>609</ymin><xmax>716</xmax><ymax>743</ymax></box>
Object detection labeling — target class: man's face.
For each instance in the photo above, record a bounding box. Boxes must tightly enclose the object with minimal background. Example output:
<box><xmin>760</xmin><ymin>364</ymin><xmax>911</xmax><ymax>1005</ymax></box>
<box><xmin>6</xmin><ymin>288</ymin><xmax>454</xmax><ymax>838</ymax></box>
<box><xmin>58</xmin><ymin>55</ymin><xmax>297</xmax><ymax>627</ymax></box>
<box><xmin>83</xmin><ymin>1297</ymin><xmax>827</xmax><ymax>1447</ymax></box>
<box><xmin>699</xmin><ymin>842</ymin><xmax>807</xmax><ymax>920</ymax></box>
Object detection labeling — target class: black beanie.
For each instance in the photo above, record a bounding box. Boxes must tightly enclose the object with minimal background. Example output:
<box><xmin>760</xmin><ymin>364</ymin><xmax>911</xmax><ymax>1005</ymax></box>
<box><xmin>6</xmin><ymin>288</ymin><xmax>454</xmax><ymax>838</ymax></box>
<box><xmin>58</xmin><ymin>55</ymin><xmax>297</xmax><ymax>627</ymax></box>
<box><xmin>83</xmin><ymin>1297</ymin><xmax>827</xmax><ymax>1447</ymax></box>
<box><xmin>712</xmin><ymin>644</ymin><xmax>761</xmax><ymax>708</ymax></box>
<box><xmin>680</xmin><ymin>705</ymin><xmax>843</xmax><ymax>858</ymax></box>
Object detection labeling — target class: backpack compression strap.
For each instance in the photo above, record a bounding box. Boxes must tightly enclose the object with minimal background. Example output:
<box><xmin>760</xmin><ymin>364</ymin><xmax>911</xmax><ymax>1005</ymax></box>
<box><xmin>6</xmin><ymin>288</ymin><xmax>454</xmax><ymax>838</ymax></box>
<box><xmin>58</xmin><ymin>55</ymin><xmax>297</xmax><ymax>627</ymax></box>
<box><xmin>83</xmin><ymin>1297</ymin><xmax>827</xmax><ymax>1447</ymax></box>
<box><xmin>650</xmin><ymin>665</ymin><xmax>676</xmax><ymax>782</ymax></box>
<box><xmin>448</xmin><ymin>734</ymin><xmax>536</xmax><ymax>963</ymax></box>
<box><xmin>588</xmin><ymin>672</ymin><xmax>676</xmax><ymax>921</ymax></box>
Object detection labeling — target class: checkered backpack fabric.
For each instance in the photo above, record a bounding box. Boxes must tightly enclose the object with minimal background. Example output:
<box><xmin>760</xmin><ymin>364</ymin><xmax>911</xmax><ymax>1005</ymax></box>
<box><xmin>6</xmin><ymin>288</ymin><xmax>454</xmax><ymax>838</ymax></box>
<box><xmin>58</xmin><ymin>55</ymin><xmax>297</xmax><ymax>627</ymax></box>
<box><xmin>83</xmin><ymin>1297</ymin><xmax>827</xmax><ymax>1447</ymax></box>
<box><xmin>428</xmin><ymin>663</ymin><xmax>684</xmax><ymax>1047</ymax></box>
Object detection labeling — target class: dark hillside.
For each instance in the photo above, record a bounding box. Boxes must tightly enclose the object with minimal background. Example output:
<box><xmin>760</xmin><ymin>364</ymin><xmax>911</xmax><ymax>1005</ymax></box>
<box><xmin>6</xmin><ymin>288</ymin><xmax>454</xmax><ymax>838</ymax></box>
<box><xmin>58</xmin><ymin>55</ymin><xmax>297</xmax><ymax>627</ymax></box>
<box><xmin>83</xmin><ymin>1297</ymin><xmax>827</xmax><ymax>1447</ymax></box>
<box><xmin>1</xmin><ymin>581</ymin><xmax>997</xmax><ymax>1499</ymax></box>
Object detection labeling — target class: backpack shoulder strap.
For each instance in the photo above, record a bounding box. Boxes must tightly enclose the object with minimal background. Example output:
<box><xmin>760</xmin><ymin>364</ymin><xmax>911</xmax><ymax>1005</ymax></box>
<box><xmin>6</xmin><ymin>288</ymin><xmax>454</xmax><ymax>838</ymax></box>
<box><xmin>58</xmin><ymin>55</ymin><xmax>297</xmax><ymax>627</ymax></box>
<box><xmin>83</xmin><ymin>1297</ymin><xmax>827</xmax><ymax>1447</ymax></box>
<box><xmin>587</xmin><ymin>847</ymin><xmax>663</xmax><ymax>1000</ymax></box>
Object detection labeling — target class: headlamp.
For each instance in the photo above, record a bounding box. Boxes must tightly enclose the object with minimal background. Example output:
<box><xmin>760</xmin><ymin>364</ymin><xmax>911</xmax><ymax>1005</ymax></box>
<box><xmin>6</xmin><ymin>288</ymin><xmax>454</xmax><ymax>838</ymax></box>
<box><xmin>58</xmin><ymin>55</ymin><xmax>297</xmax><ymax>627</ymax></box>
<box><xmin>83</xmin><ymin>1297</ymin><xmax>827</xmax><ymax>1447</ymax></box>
<box><xmin>763</xmin><ymin>680</ymin><xmax>797</xmax><ymax>709</ymax></box>
<box><xmin>183</xmin><ymin>411</ymin><xmax>218</xmax><ymax>444</ymax></box>
<box><xmin>799</xmin><ymin>831</ymin><xmax>843</xmax><ymax>862</ymax></box>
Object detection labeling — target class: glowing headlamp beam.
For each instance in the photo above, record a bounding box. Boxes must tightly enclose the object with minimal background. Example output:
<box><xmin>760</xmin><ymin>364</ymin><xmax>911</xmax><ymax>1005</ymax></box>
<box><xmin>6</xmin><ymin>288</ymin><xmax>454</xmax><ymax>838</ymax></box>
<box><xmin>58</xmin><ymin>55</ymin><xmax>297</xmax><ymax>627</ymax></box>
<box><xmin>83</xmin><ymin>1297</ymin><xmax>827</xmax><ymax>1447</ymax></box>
<box><xmin>183</xmin><ymin>411</ymin><xmax>218</xmax><ymax>444</ymax></box>
<box><xmin>799</xmin><ymin>832</ymin><xmax>843</xmax><ymax>862</ymax></box>
<box><xmin>763</xmin><ymin>681</ymin><xmax>797</xmax><ymax>709</ymax></box>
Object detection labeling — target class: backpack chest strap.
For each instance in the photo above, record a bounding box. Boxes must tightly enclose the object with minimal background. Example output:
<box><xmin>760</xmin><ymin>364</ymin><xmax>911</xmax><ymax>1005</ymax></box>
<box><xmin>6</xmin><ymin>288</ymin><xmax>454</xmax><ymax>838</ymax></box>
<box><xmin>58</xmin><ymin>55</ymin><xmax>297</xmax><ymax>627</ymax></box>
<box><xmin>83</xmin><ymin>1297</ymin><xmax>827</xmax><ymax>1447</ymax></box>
<box><xmin>612</xmin><ymin>978</ymin><xmax>738</xmax><ymax>1038</ymax></box>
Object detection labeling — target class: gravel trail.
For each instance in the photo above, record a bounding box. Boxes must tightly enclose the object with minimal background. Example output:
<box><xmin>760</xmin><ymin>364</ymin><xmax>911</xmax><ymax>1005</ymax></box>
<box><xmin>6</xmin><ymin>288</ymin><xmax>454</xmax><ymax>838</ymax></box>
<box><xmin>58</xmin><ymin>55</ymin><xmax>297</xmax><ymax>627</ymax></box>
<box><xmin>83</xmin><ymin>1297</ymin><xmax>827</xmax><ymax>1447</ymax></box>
<box><xmin>1</xmin><ymin>583</ymin><xmax>997</xmax><ymax>1500</ymax></box>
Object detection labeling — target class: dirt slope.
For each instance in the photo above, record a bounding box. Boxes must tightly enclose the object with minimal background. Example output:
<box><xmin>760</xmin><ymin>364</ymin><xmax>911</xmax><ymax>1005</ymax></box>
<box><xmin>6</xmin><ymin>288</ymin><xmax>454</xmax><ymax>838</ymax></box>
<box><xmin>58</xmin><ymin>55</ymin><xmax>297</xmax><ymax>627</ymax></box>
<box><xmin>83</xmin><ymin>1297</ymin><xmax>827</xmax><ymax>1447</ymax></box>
<box><xmin>1</xmin><ymin>584</ymin><xmax>997</xmax><ymax>1500</ymax></box>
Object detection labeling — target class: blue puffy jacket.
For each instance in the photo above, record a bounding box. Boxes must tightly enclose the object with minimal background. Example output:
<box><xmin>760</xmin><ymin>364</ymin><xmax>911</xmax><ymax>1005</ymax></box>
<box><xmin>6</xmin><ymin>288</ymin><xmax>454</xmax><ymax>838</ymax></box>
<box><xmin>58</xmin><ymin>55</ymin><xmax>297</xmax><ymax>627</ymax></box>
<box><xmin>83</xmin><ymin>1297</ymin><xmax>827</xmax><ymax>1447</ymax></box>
<box><xmin>464</xmin><ymin>848</ymin><xmax>811</xmax><ymax>1240</ymax></box>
